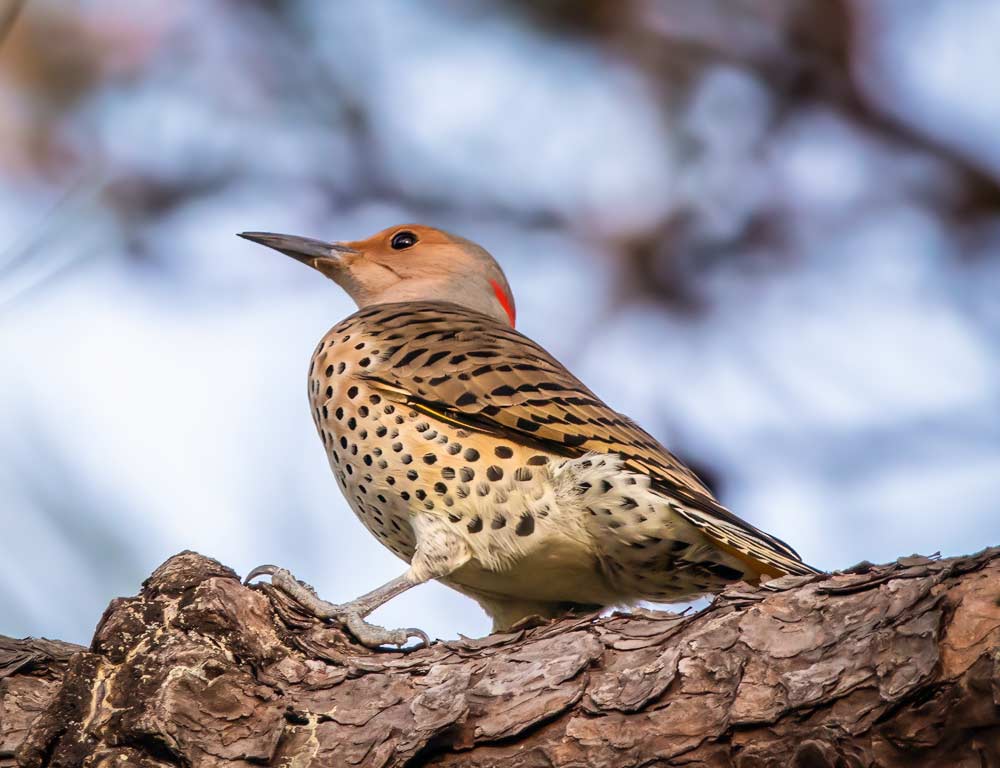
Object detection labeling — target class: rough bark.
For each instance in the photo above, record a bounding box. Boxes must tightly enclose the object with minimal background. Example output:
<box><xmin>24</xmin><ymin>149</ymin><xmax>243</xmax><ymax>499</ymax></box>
<box><xmin>2</xmin><ymin>549</ymin><xmax>999</xmax><ymax>768</ymax></box>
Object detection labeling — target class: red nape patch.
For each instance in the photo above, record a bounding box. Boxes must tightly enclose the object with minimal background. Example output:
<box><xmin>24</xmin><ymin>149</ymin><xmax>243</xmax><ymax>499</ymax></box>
<box><xmin>490</xmin><ymin>279</ymin><xmax>516</xmax><ymax>327</ymax></box>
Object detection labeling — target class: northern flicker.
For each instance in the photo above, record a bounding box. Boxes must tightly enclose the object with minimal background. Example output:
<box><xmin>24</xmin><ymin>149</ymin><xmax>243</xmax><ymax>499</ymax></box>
<box><xmin>239</xmin><ymin>225</ymin><xmax>819</xmax><ymax>649</ymax></box>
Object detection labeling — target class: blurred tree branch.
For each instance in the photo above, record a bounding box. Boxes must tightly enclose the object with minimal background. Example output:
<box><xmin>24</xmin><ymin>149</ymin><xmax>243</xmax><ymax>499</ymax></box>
<box><xmin>0</xmin><ymin>0</ymin><xmax>26</xmax><ymax>50</ymax></box>
<box><xmin>3</xmin><ymin>548</ymin><xmax>999</xmax><ymax>767</ymax></box>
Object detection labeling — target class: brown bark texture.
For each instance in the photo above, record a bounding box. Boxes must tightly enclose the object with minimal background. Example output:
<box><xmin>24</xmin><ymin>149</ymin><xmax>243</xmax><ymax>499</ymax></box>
<box><xmin>1</xmin><ymin>548</ymin><xmax>999</xmax><ymax>768</ymax></box>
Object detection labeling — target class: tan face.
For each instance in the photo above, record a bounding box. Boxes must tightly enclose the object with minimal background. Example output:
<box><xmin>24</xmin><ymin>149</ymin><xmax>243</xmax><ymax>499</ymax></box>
<box><xmin>240</xmin><ymin>224</ymin><xmax>517</xmax><ymax>326</ymax></box>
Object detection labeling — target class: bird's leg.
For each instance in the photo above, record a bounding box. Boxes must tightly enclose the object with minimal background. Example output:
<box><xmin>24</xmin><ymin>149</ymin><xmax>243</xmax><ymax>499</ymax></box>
<box><xmin>247</xmin><ymin>517</ymin><xmax>472</xmax><ymax>650</ymax></box>
<box><xmin>245</xmin><ymin>566</ymin><xmax>429</xmax><ymax>650</ymax></box>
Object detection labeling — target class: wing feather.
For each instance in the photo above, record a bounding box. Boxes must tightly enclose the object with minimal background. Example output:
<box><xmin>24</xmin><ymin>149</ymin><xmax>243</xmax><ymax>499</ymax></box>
<box><xmin>358</xmin><ymin>302</ymin><xmax>819</xmax><ymax>578</ymax></box>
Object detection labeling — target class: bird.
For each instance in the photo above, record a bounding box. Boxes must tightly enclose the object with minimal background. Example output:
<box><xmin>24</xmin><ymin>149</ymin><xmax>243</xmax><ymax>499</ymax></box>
<box><xmin>239</xmin><ymin>224</ymin><xmax>820</xmax><ymax>649</ymax></box>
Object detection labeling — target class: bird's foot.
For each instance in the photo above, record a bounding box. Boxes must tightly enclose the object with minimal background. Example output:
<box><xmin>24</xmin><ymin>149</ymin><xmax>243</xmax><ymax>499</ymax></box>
<box><xmin>244</xmin><ymin>565</ymin><xmax>429</xmax><ymax>651</ymax></box>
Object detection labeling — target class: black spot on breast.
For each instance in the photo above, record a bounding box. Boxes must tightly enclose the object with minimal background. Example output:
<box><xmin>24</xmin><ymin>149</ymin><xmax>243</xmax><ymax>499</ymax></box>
<box><xmin>467</xmin><ymin>516</ymin><xmax>483</xmax><ymax>533</ymax></box>
<box><xmin>401</xmin><ymin>454</ymin><xmax>412</xmax><ymax>464</ymax></box>
<box><xmin>376</xmin><ymin>426</ymin><xmax>388</xmax><ymax>437</ymax></box>
<box><xmin>486</xmin><ymin>466</ymin><xmax>504</xmax><ymax>481</ymax></box>
<box><xmin>347</xmin><ymin>417</ymin><xmax>357</xmax><ymax>430</ymax></box>
<box><xmin>434</xmin><ymin>482</ymin><xmax>447</xmax><ymax>494</ymax></box>
<box><xmin>600</xmin><ymin>479</ymin><xmax>613</xmax><ymax>493</ymax></box>
<box><xmin>423</xmin><ymin>454</ymin><xmax>437</xmax><ymax>465</ymax></box>
<box><xmin>514</xmin><ymin>468</ymin><xmax>533</xmax><ymax>482</ymax></box>
<box><xmin>359</xmin><ymin>406</ymin><xmax>369</xmax><ymax>417</ymax></box>
<box><xmin>337</xmin><ymin>362</ymin><xmax>346</xmax><ymax>374</ymax></box>
<box><xmin>359</xmin><ymin>357</ymin><xmax>371</xmax><ymax>367</ymax></box>
<box><xmin>415</xmin><ymin>489</ymin><xmax>426</xmax><ymax>501</ymax></box>
<box><xmin>515</xmin><ymin>514</ymin><xmax>535</xmax><ymax>536</ymax></box>
<box><xmin>325</xmin><ymin>365</ymin><xmax>334</xmax><ymax>376</ymax></box>
<box><xmin>459</xmin><ymin>467</ymin><xmax>475</xmax><ymax>482</ymax></box>
<box><xmin>441</xmin><ymin>467</ymin><xmax>456</xmax><ymax>479</ymax></box>
<box><xmin>491</xmin><ymin>515</ymin><xmax>506</xmax><ymax>529</ymax></box>
<box><xmin>527</xmin><ymin>455</ymin><xmax>549</xmax><ymax>466</ymax></box>
<box><xmin>347</xmin><ymin>386</ymin><xmax>358</xmax><ymax>399</ymax></box>
<box><xmin>400</xmin><ymin>491</ymin><xmax>410</xmax><ymax>501</ymax></box>
<box><xmin>406</xmin><ymin>470</ymin><xmax>418</xmax><ymax>481</ymax></box>
<box><xmin>494</xmin><ymin>446</ymin><xmax>513</xmax><ymax>459</ymax></box>
<box><xmin>464</xmin><ymin>448</ymin><xmax>480</xmax><ymax>462</ymax></box>
<box><xmin>325</xmin><ymin>386</ymin><xmax>334</xmax><ymax>398</ymax></box>
<box><xmin>447</xmin><ymin>443</ymin><xmax>462</xmax><ymax>455</ymax></box>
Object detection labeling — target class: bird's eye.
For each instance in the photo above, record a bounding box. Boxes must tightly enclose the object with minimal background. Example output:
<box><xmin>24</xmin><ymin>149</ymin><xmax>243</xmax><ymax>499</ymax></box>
<box><xmin>390</xmin><ymin>231</ymin><xmax>418</xmax><ymax>250</ymax></box>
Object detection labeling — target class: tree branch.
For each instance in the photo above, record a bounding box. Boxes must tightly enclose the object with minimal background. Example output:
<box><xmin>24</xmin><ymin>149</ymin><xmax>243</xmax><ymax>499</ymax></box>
<box><xmin>2</xmin><ymin>548</ymin><xmax>999</xmax><ymax>767</ymax></box>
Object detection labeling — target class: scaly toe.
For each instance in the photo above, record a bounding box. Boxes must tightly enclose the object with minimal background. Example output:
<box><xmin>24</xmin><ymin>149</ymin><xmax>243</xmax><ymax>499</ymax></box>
<box><xmin>340</xmin><ymin>612</ymin><xmax>430</xmax><ymax>651</ymax></box>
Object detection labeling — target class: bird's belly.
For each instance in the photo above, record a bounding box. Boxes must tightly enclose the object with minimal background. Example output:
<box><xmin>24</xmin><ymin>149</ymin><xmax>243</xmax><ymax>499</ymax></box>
<box><xmin>447</xmin><ymin>535</ymin><xmax>620</xmax><ymax>605</ymax></box>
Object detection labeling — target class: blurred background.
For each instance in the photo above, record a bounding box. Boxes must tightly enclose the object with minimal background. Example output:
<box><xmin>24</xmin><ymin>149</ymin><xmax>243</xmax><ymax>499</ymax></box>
<box><xmin>2</xmin><ymin>0</ymin><xmax>998</xmax><ymax>645</ymax></box>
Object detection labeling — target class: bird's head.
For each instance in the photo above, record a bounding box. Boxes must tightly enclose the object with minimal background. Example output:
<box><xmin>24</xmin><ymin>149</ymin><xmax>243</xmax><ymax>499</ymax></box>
<box><xmin>239</xmin><ymin>224</ymin><xmax>516</xmax><ymax>327</ymax></box>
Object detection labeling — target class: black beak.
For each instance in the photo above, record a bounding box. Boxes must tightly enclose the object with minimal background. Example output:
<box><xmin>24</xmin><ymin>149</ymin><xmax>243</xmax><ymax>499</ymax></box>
<box><xmin>237</xmin><ymin>231</ymin><xmax>359</xmax><ymax>268</ymax></box>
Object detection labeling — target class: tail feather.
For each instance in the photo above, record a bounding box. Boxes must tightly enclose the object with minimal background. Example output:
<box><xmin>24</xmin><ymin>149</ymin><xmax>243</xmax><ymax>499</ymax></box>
<box><xmin>668</xmin><ymin>500</ymin><xmax>821</xmax><ymax>578</ymax></box>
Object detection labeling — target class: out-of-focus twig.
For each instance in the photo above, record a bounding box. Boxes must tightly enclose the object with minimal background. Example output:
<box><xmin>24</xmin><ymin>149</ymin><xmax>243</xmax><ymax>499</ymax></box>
<box><xmin>0</xmin><ymin>0</ymin><xmax>28</xmax><ymax>50</ymax></box>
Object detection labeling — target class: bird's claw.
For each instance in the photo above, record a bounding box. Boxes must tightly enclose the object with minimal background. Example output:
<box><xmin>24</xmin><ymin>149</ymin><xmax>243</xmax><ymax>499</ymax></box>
<box><xmin>244</xmin><ymin>564</ymin><xmax>430</xmax><ymax>651</ymax></box>
<box><xmin>243</xmin><ymin>564</ymin><xmax>279</xmax><ymax>585</ymax></box>
<box><xmin>341</xmin><ymin>611</ymin><xmax>429</xmax><ymax>651</ymax></box>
